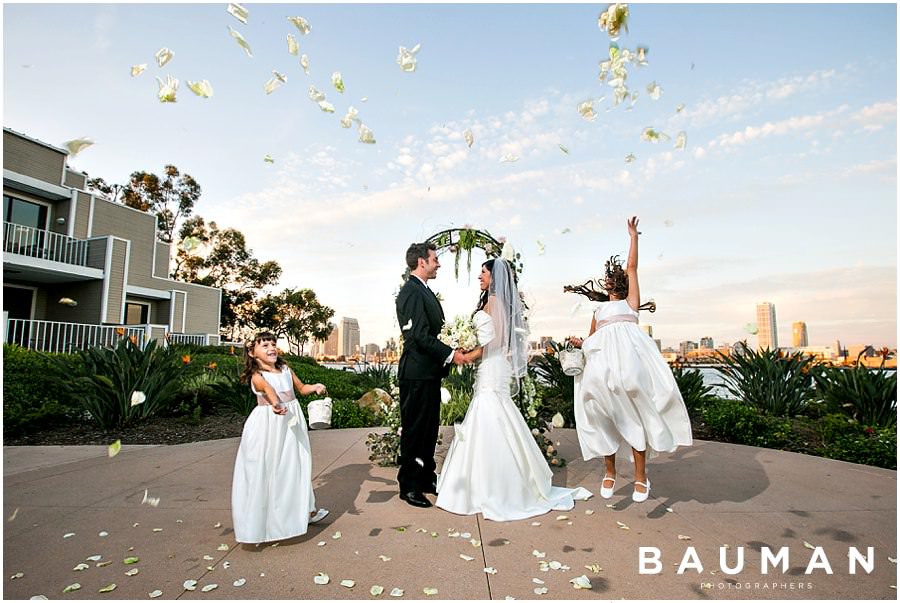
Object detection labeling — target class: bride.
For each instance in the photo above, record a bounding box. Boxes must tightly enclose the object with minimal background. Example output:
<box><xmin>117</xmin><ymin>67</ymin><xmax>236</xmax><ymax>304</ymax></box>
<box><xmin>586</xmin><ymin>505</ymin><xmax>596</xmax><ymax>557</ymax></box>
<box><xmin>436</xmin><ymin>258</ymin><xmax>591</xmax><ymax>521</ymax></box>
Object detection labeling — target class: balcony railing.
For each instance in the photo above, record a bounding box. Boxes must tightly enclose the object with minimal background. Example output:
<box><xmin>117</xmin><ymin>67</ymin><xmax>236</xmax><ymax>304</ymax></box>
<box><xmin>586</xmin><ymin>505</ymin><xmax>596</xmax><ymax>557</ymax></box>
<box><xmin>168</xmin><ymin>333</ymin><xmax>211</xmax><ymax>346</ymax></box>
<box><xmin>4</xmin><ymin>319</ymin><xmax>146</xmax><ymax>353</ymax></box>
<box><xmin>3</xmin><ymin>221</ymin><xmax>90</xmax><ymax>267</ymax></box>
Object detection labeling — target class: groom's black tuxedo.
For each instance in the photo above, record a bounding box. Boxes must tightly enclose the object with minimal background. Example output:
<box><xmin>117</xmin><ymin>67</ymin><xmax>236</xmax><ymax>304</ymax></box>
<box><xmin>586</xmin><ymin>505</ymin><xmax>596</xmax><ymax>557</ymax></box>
<box><xmin>395</xmin><ymin>275</ymin><xmax>453</xmax><ymax>496</ymax></box>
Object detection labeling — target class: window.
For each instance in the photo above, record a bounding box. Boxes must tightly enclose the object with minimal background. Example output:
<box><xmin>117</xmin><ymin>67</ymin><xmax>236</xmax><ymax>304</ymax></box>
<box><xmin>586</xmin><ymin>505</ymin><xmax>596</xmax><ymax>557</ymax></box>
<box><xmin>3</xmin><ymin>195</ymin><xmax>48</xmax><ymax>230</ymax></box>
<box><xmin>125</xmin><ymin>302</ymin><xmax>150</xmax><ymax>325</ymax></box>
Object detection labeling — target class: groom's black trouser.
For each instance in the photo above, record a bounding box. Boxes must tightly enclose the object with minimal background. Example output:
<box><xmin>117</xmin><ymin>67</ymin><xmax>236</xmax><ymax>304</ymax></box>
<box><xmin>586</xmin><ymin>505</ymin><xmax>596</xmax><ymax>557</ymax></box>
<box><xmin>397</xmin><ymin>378</ymin><xmax>441</xmax><ymax>493</ymax></box>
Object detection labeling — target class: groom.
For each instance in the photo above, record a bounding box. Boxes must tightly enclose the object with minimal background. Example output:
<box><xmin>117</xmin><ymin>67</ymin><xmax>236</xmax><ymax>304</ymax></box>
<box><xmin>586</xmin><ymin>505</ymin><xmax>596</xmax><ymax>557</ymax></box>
<box><xmin>395</xmin><ymin>242</ymin><xmax>466</xmax><ymax>508</ymax></box>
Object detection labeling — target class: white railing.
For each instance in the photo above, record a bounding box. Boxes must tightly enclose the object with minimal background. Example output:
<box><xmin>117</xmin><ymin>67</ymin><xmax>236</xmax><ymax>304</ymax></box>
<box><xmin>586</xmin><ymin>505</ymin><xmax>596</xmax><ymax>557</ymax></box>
<box><xmin>4</xmin><ymin>319</ymin><xmax>146</xmax><ymax>353</ymax></box>
<box><xmin>3</xmin><ymin>222</ymin><xmax>90</xmax><ymax>267</ymax></box>
<box><xmin>167</xmin><ymin>333</ymin><xmax>209</xmax><ymax>346</ymax></box>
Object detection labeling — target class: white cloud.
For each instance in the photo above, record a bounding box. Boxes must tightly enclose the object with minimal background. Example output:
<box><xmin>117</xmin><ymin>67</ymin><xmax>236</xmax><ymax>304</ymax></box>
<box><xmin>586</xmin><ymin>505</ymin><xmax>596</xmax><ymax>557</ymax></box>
<box><xmin>841</xmin><ymin>158</ymin><xmax>897</xmax><ymax>179</ymax></box>
<box><xmin>850</xmin><ymin>101</ymin><xmax>897</xmax><ymax>132</ymax></box>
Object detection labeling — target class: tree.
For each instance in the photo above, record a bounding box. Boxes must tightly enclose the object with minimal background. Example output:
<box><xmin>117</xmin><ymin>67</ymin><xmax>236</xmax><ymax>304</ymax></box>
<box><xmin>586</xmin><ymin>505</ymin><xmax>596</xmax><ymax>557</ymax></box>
<box><xmin>172</xmin><ymin>216</ymin><xmax>281</xmax><ymax>340</ymax></box>
<box><xmin>255</xmin><ymin>288</ymin><xmax>335</xmax><ymax>356</ymax></box>
<box><xmin>86</xmin><ymin>177</ymin><xmax>123</xmax><ymax>203</ymax></box>
<box><xmin>121</xmin><ymin>165</ymin><xmax>201</xmax><ymax>243</ymax></box>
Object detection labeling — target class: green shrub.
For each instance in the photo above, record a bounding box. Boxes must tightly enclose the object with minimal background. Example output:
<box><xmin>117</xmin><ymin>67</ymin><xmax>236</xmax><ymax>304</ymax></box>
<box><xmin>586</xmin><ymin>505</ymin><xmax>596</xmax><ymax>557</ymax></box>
<box><xmin>325</xmin><ymin>398</ymin><xmax>378</xmax><ymax>429</ymax></box>
<box><xmin>702</xmin><ymin>397</ymin><xmax>796</xmax><ymax>449</ymax></box>
<box><xmin>529</xmin><ymin>344</ymin><xmax>575</xmax><ymax>428</ymax></box>
<box><xmin>3</xmin><ymin>344</ymin><xmax>79</xmax><ymax>435</ymax></box>
<box><xmin>713</xmin><ymin>347</ymin><xmax>815</xmax><ymax>416</ymax></box>
<box><xmin>440</xmin><ymin>388</ymin><xmax>472</xmax><ymax>425</ymax></box>
<box><xmin>818</xmin><ymin>426</ymin><xmax>896</xmax><ymax>470</ymax></box>
<box><xmin>672</xmin><ymin>363</ymin><xmax>715</xmax><ymax>416</ymax></box>
<box><xmin>284</xmin><ymin>357</ymin><xmax>369</xmax><ymax>399</ymax></box>
<box><xmin>48</xmin><ymin>338</ymin><xmax>186</xmax><ymax>429</ymax></box>
<box><xmin>812</xmin><ymin>363</ymin><xmax>897</xmax><ymax>427</ymax></box>
<box><xmin>206</xmin><ymin>364</ymin><xmax>258</xmax><ymax>417</ymax></box>
<box><xmin>358</xmin><ymin>362</ymin><xmax>394</xmax><ymax>391</ymax></box>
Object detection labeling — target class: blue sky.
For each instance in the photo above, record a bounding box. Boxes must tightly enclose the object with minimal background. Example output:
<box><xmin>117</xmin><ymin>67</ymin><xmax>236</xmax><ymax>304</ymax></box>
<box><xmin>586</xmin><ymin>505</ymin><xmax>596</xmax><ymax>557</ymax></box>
<box><xmin>3</xmin><ymin>2</ymin><xmax>897</xmax><ymax>350</ymax></box>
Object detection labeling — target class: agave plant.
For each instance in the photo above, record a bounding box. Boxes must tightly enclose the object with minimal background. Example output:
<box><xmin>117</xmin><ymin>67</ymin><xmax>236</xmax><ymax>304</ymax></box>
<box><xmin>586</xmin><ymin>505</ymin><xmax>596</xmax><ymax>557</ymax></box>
<box><xmin>713</xmin><ymin>346</ymin><xmax>815</xmax><ymax>417</ymax></box>
<box><xmin>49</xmin><ymin>338</ymin><xmax>186</xmax><ymax>429</ymax></box>
<box><xmin>671</xmin><ymin>363</ymin><xmax>715</xmax><ymax>415</ymax></box>
<box><xmin>207</xmin><ymin>363</ymin><xmax>258</xmax><ymax>417</ymax></box>
<box><xmin>812</xmin><ymin>359</ymin><xmax>897</xmax><ymax>428</ymax></box>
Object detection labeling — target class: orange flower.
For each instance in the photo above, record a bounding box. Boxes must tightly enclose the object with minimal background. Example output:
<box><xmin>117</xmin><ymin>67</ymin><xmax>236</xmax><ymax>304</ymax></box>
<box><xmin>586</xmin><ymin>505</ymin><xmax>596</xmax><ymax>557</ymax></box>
<box><xmin>129</xmin><ymin>335</ymin><xmax>138</xmax><ymax>345</ymax></box>
<box><xmin>182</xmin><ymin>354</ymin><xmax>192</xmax><ymax>365</ymax></box>
<box><xmin>206</xmin><ymin>362</ymin><xmax>218</xmax><ymax>370</ymax></box>
<box><xmin>115</xmin><ymin>327</ymin><xmax>126</xmax><ymax>336</ymax></box>
<box><xmin>545</xmin><ymin>347</ymin><xmax>555</xmax><ymax>356</ymax></box>
<box><xmin>229</xmin><ymin>346</ymin><xmax>235</xmax><ymax>355</ymax></box>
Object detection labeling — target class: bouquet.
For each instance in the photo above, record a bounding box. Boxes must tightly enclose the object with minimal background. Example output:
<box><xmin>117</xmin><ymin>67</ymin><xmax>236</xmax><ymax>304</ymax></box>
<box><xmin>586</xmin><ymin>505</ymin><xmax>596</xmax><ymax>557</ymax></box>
<box><xmin>439</xmin><ymin>314</ymin><xmax>480</xmax><ymax>351</ymax></box>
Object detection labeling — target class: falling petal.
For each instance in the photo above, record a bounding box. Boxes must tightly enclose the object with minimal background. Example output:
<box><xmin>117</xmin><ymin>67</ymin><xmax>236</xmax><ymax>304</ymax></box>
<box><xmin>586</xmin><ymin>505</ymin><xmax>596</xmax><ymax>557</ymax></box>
<box><xmin>227</xmin><ymin>3</ymin><xmax>248</xmax><ymax>24</ymax></box>
<box><xmin>155</xmin><ymin>75</ymin><xmax>178</xmax><ymax>103</ymax></box>
<box><xmin>577</xmin><ymin>99</ymin><xmax>596</xmax><ymax>122</ymax></box>
<box><xmin>300</xmin><ymin>54</ymin><xmax>310</xmax><ymax>74</ymax></box>
<box><xmin>635</xmin><ymin>46</ymin><xmax>649</xmax><ymax>66</ymax></box>
<box><xmin>110</xmin><ymin>440</ymin><xmax>123</xmax><ymax>460</ymax></box>
<box><xmin>340</xmin><ymin>580</ymin><xmax>355</xmax><ymax>588</ymax></box>
<box><xmin>98</xmin><ymin>583</ymin><xmax>117</xmax><ymax>593</ymax></box>
<box><xmin>744</xmin><ymin>323</ymin><xmax>759</xmax><ymax>335</ymax></box>
<box><xmin>558</xmin><ymin>144</ymin><xmax>569</xmax><ymax>154</ymax></box>
<box><xmin>11</xmin><ymin>572</ymin><xmax>24</xmax><ymax>579</ymax></box>
<box><xmin>664</xmin><ymin>219</ymin><xmax>674</xmax><ymax>227</ymax></box>
<box><xmin>551</xmin><ymin>412</ymin><xmax>564</xmax><ymax>427</ymax></box>
<box><xmin>203</xmin><ymin>555</ymin><xmax>214</xmax><ymax>561</ymax></box>
<box><xmin>624</xmin><ymin>153</ymin><xmax>636</xmax><ymax>163</ymax></box>
<box><xmin>390</xmin><ymin>588</ymin><xmax>404</xmax><ymax>597</ymax></box>
<box><xmin>666</xmin><ymin>506</ymin><xmax>674</xmax><ymax>512</ymax></box>
<box><xmin>646</xmin><ymin>81</ymin><xmax>662</xmax><ymax>100</ymax></box>
<box><xmin>64</xmin><ymin>532</ymin><xmax>75</xmax><ymax>539</ymax></box>
<box><xmin>86</xmin><ymin>555</ymin><xmax>102</xmax><ymax>562</ymax></box>
<box><xmin>131</xmin><ymin>64</ymin><xmax>147</xmax><ymax>77</ymax></box>
<box><xmin>264</xmin><ymin>74</ymin><xmax>285</xmax><ymax>95</ymax></box>
<box><xmin>149</xmin><ymin>591</ymin><xmax>162</xmax><ymax>599</ymax></box>
<box><xmin>530</xmin><ymin>521</ymin><xmax>541</xmax><ymax>526</ymax></box>
<box><xmin>123</xmin><ymin>557</ymin><xmax>139</xmax><ymax>564</ymax></box>
<box><xmin>181</xmin><ymin>236</ymin><xmax>201</xmax><ymax>252</ymax></box>
<box><xmin>370</xmin><ymin>585</ymin><xmax>384</xmax><ymax>596</ymax></box>
<box><xmin>396</xmin><ymin>43</ymin><xmax>421</xmax><ymax>72</ymax></box>
<box><xmin>217</xmin><ymin>544</ymin><xmax>229</xmax><ymax>551</ymax></box>
<box><xmin>556</xmin><ymin>515</ymin><xmax>569</xmax><ymax>521</ymax></box>
<box><xmin>98</xmin><ymin>531</ymin><xmax>109</xmax><ymax>537</ymax></box>
<box><xmin>570</xmin><ymin>575</ymin><xmax>592</xmax><ymax>590</ymax></box>
<box><xmin>549</xmin><ymin>561</ymin><xmax>563</xmax><ymax>570</ymax></box>
<box><xmin>423</xmin><ymin>587</ymin><xmax>438</xmax><ymax>596</ymax></box>
<box><xmin>317</xmin><ymin>541</ymin><xmax>326</xmax><ymax>546</ymax></box>
<box><xmin>332</xmin><ymin>72</ymin><xmax>345</xmax><ymax>93</ymax></box>
<box><xmin>533</xmin><ymin>587</ymin><xmax>548</xmax><ymax>595</ymax></box>
<box><xmin>233</xmin><ymin>578</ymin><xmax>246</xmax><ymax>587</ymax></box>
<box><xmin>73</xmin><ymin>563</ymin><xmax>89</xmax><ymax>571</ymax></box>
<box><xmin>803</xmin><ymin>541</ymin><xmax>816</xmax><ymax>550</ymax></box>
<box><xmin>313</xmin><ymin>573</ymin><xmax>330</xmax><ymax>585</ymax></box>
<box><xmin>598</xmin><ymin>3</ymin><xmax>629</xmax><ymax>40</ymax></box>
<box><xmin>318</xmin><ymin>100</ymin><xmax>335</xmax><ymax>113</ymax></box>
<box><xmin>379</xmin><ymin>555</ymin><xmax>391</xmax><ymax>562</ymax></box>
<box><xmin>152</xmin><ymin>528</ymin><xmax>162</xmax><ymax>532</ymax></box>
<box><xmin>500</xmin><ymin>154</ymin><xmax>518</xmax><ymax>163</ymax></box>
<box><xmin>888</xmin><ymin>557</ymin><xmax>896</xmax><ymax>564</ymax></box>
<box><xmin>227</xmin><ymin>26</ymin><xmax>253</xmax><ymax>58</ymax></box>
<box><xmin>532</xmin><ymin>578</ymin><xmax>545</xmax><ymax>585</ymax></box>
<box><xmin>263</xmin><ymin>155</ymin><xmax>274</xmax><ymax>164</ymax></box>
<box><xmin>213</xmin><ymin>522</ymin><xmax>222</xmax><ymax>528</ymax></box>
<box><xmin>187</xmin><ymin>80</ymin><xmax>213</xmax><ymax>98</ymax></box>
<box><xmin>675</xmin><ymin>103</ymin><xmax>685</xmax><ymax>113</ymax></box>
<box><xmin>459</xmin><ymin>554</ymin><xmax>474</xmax><ymax>561</ymax></box>
<box><xmin>62</xmin><ymin>583</ymin><xmax>81</xmax><ymax>593</ymax></box>
<box><xmin>674</xmin><ymin>131</ymin><xmax>687</xmax><ymax>150</ymax></box>
<box><xmin>484</xmin><ymin>568</ymin><xmax>498</xmax><ymax>575</ymax></box>
<box><xmin>183</xmin><ymin>580</ymin><xmax>198</xmax><ymax>591</ymax></box>
<box><xmin>131</xmin><ymin>391</ymin><xmax>146</xmax><ymax>407</ymax></box>
<box><xmin>154</xmin><ymin>47</ymin><xmax>173</xmax><ymax>68</ymax></box>
<box><xmin>677</xmin><ymin>534</ymin><xmax>692</xmax><ymax>540</ymax></box>
<box><xmin>605</xmin><ymin>503</ymin><xmax>617</xmax><ymax>509</ymax></box>
<box><xmin>585</xmin><ymin>564</ymin><xmax>602</xmax><ymax>573</ymax></box>
<box><xmin>617</xmin><ymin>521</ymin><xmax>630</xmax><ymax>530</ymax></box>
<box><xmin>96</xmin><ymin>561</ymin><xmax>112</xmax><ymax>568</ymax></box>
<box><xmin>201</xmin><ymin>584</ymin><xmax>218</xmax><ymax>593</ymax></box>
<box><xmin>286</xmin><ymin>34</ymin><xmax>299</xmax><ymax>56</ymax></box>
<box><xmin>340</xmin><ymin>106</ymin><xmax>359</xmax><ymax>128</ymax></box>
<box><xmin>461</xmin><ymin>129</ymin><xmax>475</xmax><ymax>149</ymax></box>
<box><xmin>63</xmin><ymin>139</ymin><xmax>94</xmax><ymax>158</ymax></box>
<box><xmin>585</xmin><ymin>510</ymin><xmax>595</xmax><ymax>516</ymax></box>
<box><xmin>287</xmin><ymin>16</ymin><xmax>311</xmax><ymax>35</ymax></box>
<box><xmin>640</xmin><ymin>127</ymin><xmax>669</xmax><ymax>143</ymax></box>
<box><xmin>8</xmin><ymin>508</ymin><xmax>18</xmax><ymax>522</ymax></box>
<box><xmin>358</xmin><ymin>124</ymin><xmax>376</xmax><ymax>144</ymax></box>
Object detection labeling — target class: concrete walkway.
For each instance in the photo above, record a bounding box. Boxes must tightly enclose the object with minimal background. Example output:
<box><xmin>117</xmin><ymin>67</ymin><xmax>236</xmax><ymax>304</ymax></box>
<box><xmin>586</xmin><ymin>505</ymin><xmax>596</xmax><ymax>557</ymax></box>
<box><xmin>2</xmin><ymin>428</ymin><xmax>896</xmax><ymax>600</ymax></box>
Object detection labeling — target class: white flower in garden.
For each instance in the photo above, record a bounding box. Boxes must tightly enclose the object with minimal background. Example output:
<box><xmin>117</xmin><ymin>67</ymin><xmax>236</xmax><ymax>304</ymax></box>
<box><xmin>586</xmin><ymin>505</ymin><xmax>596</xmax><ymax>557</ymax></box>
<box><xmin>131</xmin><ymin>391</ymin><xmax>146</xmax><ymax>407</ymax></box>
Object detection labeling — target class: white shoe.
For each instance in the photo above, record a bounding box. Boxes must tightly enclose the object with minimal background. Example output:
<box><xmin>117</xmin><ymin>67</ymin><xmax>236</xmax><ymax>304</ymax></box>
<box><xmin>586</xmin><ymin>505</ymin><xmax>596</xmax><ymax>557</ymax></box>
<box><xmin>632</xmin><ymin>479</ymin><xmax>651</xmax><ymax>503</ymax></box>
<box><xmin>309</xmin><ymin>508</ymin><xmax>329</xmax><ymax>524</ymax></box>
<box><xmin>600</xmin><ymin>475</ymin><xmax>616</xmax><ymax>499</ymax></box>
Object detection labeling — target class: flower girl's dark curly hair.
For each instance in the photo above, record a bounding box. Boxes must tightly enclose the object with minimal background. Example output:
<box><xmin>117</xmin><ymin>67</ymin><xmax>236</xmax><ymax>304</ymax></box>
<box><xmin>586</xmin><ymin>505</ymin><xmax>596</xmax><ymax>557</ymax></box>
<box><xmin>240</xmin><ymin>331</ymin><xmax>287</xmax><ymax>384</ymax></box>
<box><xmin>602</xmin><ymin>255</ymin><xmax>629</xmax><ymax>299</ymax></box>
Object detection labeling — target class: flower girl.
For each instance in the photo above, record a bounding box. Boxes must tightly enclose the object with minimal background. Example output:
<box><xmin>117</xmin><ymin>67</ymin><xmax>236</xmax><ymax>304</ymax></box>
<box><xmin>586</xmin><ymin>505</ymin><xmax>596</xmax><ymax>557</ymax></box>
<box><xmin>231</xmin><ymin>332</ymin><xmax>329</xmax><ymax>543</ymax></box>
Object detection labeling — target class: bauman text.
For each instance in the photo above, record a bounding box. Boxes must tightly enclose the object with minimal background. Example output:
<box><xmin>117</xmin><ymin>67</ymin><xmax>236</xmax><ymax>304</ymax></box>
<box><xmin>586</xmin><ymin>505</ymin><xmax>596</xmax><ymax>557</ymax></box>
<box><xmin>638</xmin><ymin>546</ymin><xmax>876</xmax><ymax>575</ymax></box>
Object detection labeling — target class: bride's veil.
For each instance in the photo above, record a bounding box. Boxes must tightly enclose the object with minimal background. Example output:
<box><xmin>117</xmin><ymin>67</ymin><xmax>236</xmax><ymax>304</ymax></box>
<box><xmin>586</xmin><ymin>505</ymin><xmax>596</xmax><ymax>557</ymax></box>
<box><xmin>484</xmin><ymin>258</ymin><xmax>529</xmax><ymax>395</ymax></box>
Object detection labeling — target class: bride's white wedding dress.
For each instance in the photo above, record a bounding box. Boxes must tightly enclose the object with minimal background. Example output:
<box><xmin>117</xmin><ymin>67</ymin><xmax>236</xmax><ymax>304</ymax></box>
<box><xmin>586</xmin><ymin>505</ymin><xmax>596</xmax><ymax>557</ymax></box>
<box><xmin>436</xmin><ymin>310</ymin><xmax>592</xmax><ymax>521</ymax></box>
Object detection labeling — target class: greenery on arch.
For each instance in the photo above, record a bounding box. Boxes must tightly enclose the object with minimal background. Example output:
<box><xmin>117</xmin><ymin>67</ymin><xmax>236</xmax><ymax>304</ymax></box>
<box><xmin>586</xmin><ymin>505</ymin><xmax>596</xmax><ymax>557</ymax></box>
<box><xmin>402</xmin><ymin>226</ymin><xmax>524</xmax><ymax>282</ymax></box>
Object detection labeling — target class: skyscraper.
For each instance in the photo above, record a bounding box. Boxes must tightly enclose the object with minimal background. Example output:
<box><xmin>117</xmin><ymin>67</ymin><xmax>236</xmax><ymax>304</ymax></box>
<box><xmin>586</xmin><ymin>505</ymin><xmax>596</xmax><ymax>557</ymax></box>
<box><xmin>792</xmin><ymin>321</ymin><xmax>808</xmax><ymax>347</ymax></box>
<box><xmin>338</xmin><ymin>317</ymin><xmax>360</xmax><ymax>357</ymax></box>
<box><xmin>700</xmin><ymin>336</ymin><xmax>714</xmax><ymax>349</ymax></box>
<box><xmin>756</xmin><ymin>302</ymin><xmax>778</xmax><ymax>350</ymax></box>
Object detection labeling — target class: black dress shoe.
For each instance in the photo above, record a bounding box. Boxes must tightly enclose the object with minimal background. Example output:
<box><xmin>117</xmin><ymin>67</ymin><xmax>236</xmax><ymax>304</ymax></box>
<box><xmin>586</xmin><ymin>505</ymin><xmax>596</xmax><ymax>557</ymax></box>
<box><xmin>400</xmin><ymin>491</ymin><xmax>432</xmax><ymax>508</ymax></box>
<box><xmin>422</xmin><ymin>479</ymin><xmax>438</xmax><ymax>495</ymax></box>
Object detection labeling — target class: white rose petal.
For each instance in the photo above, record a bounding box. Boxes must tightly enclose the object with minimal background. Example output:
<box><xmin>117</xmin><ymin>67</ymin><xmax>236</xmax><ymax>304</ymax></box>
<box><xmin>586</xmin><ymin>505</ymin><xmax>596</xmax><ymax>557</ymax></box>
<box><xmin>287</xmin><ymin>16</ymin><xmax>311</xmax><ymax>35</ymax></box>
<box><xmin>201</xmin><ymin>584</ymin><xmax>218</xmax><ymax>593</ymax></box>
<box><xmin>570</xmin><ymin>575</ymin><xmax>592</xmax><ymax>589</ymax></box>
<box><xmin>314</xmin><ymin>572</ymin><xmax>330</xmax><ymax>585</ymax></box>
<box><xmin>149</xmin><ymin>590</ymin><xmax>163</xmax><ymax>598</ymax></box>
<box><xmin>154</xmin><ymin>47</ymin><xmax>173</xmax><ymax>67</ymax></box>
<box><xmin>183</xmin><ymin>580</ymin><xmax>197</xmax><ymax>591</ymax></box>
<box><xmin>227</xmin><ymin>3</ymin><xmax>248</xmax><ymax>24</ymax></box>
<box><xmin>233</xmin><ymin>578</ymin><xmax>246</xmax><ymax>587</ymax></box>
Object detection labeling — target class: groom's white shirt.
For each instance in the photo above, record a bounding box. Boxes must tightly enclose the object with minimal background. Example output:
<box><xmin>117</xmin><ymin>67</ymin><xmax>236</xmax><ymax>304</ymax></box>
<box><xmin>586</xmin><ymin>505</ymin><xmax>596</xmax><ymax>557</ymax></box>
<box><xmin>411</xmin><ymin>274</ymin><xmax>454</xmax><ymax>366</ymax></box>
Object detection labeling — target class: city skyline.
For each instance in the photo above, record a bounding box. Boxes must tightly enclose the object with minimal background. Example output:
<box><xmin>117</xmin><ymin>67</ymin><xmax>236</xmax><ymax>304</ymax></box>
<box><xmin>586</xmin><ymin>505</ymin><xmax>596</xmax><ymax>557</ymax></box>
<box><xmin>3</xmin><ymin>3</ymin><xmax>896</xmax><ymax>350</ymax></box>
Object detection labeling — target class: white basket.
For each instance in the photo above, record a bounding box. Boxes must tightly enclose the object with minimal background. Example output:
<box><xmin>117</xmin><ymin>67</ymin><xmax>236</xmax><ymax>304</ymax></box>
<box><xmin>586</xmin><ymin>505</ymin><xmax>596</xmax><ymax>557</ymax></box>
<box><xmin>559</xmin><ymin>342</ymin><xmax>585</xmax><ymax>376</ymax></box>
<box><xmin>308</xmin><ymin>397</ymin><xmax>333</xmax><ymax>430</ymax></box>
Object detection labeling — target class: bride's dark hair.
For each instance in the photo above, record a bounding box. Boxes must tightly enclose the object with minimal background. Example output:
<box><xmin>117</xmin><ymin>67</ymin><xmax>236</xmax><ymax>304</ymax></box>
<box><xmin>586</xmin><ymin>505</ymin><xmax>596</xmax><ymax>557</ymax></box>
<box><xmin>474</xmin><ymin>259</ymin><xmax>495</xmax><ymax>314</ymax></box>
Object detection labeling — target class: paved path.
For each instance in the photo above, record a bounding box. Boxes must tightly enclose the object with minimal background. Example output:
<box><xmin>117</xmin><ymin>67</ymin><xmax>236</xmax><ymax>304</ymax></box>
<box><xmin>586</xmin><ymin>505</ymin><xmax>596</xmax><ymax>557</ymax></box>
<box><xmin>2</xmin><ymin>428</ymin><xmax>896</xmax><ymax>600</ymax></box>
